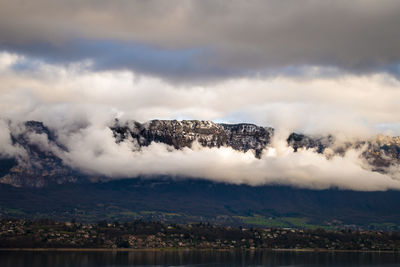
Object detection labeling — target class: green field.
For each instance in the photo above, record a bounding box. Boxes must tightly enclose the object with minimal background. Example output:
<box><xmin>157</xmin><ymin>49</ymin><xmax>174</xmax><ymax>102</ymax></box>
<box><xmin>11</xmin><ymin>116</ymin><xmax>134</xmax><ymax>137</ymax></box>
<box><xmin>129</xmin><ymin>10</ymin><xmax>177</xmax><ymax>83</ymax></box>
<box><xmin>235</xmin><ymin>215</ymin><xmax>332</xmax><ymax>229</ymax></box>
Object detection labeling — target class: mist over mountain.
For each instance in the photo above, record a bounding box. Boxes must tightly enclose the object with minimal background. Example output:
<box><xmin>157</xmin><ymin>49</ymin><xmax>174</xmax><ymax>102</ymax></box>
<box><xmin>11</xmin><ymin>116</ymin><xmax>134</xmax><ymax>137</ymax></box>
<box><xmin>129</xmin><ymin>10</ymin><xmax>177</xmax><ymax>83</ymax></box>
<box><xmin>0</xmin><ymin>119</ymin><xmax>399</xmax><ymax>191</ymax></box>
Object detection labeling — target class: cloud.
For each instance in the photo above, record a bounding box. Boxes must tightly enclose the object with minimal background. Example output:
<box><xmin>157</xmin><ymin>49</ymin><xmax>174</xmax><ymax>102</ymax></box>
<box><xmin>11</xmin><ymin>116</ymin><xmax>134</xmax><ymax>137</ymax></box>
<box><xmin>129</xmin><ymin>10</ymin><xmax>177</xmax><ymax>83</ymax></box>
<box><xmin>0</xmin><ymin>51</ymin><xmax>399</xmax><ymax>191</ymax></box>
<box><xmin>1</xmin><ymin>0</ymin><xmax>400</xmax><ymax>81</ymax></box>
<box><xmin>41</xmin><ymin>124</ymin><xmax>398</xmax><ymax>191</ymax></box>
<box><xmin>1</xmin><ymin>100</ymin><xmax>400</xmax><ymax>191</ymax></box>
<box><xmin>0</xmin><ymin>119</ymin><xmax>31</xmax><ymax>161</ymax></box>
<box><xmin>2</xmin><ymin>51</ymin><xmax>400</xmax><ymax>137</ymax></box>
<box><xmin>1</xmin><ymin>40</ymin><xmax>224</xmax><ymax>83</ymax></box>
<box><xmin>0</xmin><ymin>120</ymin><xmax>19</xmax><ymax>158</ymax></box>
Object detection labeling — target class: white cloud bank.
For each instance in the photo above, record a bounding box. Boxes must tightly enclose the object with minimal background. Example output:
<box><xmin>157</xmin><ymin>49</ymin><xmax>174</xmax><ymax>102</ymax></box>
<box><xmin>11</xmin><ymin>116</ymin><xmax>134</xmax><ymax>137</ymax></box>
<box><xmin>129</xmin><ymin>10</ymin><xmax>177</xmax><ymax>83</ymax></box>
<box><xmin>1</xmin><ymin>52</ymin><xmax>400</xmax><ymax>191</ymax></box>
<box><xmin>1</xmin><ymin>52</ymin><xmax>400</xmax><ymax>137</ymax></box>
<box><xmin>51</xmin><ymin>125</ymin><xmax>399</xmax><ymax>191</ymax></box>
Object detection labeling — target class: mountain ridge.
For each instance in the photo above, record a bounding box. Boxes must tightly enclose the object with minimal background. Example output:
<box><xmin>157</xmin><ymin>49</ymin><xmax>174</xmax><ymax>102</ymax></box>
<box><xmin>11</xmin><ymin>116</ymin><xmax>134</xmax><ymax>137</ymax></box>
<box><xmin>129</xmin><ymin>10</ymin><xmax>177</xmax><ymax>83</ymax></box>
<box><xmin>0</xmin><ymin>119</ymin><xmax>399</xmax><ymax>187</ymax></box>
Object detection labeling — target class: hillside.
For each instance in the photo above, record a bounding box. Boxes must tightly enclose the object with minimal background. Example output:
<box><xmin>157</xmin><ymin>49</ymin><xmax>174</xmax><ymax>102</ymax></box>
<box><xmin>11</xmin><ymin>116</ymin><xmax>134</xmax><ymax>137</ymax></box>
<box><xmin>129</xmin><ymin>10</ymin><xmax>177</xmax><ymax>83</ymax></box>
<box><xmin>1</xmin><ymin>178</ymin><xmax>400</xmax><ymax>229</ymax></box>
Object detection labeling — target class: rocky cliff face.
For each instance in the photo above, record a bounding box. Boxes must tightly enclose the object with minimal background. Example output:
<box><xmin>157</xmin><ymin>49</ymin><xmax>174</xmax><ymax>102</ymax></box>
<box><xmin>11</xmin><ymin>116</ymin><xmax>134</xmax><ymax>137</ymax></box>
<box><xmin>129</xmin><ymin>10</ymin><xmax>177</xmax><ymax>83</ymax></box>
<box><xmin>111</xmin><ymin>120</ymin><xmax>274</xmax><ymax>157</ymax></box>
<box><xmin>363</xmin><ymin>135</ymin><xmax>400</xmax><ymax>170</ymax></box>
<box><xmin>0</xmin><ymin>119</ymin><xmax>399</xmax><ymax>187</ymax></box>
<box><xmin>287</xmin><ymin>132</ymin><xmax>400</xmax><ymax>172</ymax></box>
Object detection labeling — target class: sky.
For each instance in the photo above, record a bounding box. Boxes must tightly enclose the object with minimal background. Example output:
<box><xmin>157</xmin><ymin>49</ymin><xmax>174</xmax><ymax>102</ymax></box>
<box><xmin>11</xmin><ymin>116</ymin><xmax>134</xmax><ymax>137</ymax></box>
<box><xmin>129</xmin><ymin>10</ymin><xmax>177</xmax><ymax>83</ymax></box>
<box><xmin>1</xmin><ymin>0</ymin><xmax>400</xmax><ymax>190</ymax></box>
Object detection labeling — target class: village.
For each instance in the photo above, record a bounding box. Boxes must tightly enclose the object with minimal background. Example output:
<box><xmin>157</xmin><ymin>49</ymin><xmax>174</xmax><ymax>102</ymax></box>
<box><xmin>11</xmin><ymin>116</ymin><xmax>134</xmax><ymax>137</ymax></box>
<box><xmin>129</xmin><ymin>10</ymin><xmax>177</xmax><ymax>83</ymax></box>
<box><xmin>1</xmin><ymin>219</ymin><xmax>400</xmax><ymax>251</ymax></box>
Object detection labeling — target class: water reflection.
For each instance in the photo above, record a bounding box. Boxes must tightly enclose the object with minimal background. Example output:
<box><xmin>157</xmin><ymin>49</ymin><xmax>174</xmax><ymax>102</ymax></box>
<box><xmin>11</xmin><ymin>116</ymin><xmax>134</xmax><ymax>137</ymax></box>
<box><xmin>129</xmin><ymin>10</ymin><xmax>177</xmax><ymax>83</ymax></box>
<box><xmin>0</xmin><ymin>250</ymin><xmax>399</xmax><ymax>266</ymax></box>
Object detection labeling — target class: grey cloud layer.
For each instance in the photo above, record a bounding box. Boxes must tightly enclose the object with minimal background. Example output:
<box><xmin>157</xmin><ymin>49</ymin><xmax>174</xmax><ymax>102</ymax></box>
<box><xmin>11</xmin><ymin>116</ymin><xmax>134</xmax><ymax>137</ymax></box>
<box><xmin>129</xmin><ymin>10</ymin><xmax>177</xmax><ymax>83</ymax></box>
<box><xmin>1</xmin><ymin>0</ymin><xmax>400</xmax><ymax>81</ymax></box>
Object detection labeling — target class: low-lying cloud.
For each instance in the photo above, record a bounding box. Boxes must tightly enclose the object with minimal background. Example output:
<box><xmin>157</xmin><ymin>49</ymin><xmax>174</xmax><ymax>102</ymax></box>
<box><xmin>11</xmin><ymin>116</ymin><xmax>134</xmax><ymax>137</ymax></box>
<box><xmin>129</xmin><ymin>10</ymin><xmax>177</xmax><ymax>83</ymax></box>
<box><xmin>59</xmin><ymin>125</ymin><xmax>400</xmax><ymax>191</ymax></box>
<box><xmin>3</xmin><ymin>121</ymin><xmax>398</xmax><ymax>192</ymax></box>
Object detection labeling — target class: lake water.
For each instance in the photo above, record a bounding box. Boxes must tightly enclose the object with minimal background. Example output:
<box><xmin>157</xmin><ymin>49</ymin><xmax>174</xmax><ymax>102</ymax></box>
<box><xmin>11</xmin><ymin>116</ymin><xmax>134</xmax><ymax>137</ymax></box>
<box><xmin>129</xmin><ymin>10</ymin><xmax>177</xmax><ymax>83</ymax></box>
<box><xmin>0</xmin><ymin>250</ymin><xmax>399</xmax><ymax>266</ymax></box>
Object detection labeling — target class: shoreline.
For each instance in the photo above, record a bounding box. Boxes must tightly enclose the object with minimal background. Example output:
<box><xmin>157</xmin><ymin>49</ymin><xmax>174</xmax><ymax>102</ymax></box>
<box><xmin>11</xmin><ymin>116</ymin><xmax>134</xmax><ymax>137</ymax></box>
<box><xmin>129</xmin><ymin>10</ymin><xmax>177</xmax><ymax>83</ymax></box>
<box><xmin>0</xmin><ymin>248</ymin><xmax>399</xmax><ymax>253</ymax></box>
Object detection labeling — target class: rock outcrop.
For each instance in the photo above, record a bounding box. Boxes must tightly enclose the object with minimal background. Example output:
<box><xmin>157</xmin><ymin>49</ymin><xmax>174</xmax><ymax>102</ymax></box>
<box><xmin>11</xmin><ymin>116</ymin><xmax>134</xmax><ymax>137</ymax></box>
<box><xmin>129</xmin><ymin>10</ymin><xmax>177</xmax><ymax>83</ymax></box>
<box><xmin>111</xmin><ymin>120</ymin><xmax>274</xmax><ymax>157</ymax></box>
<box><xmin>287</xmin><ymin>132</ymin><xmax>400</xmax><ymax>172</ymax></box>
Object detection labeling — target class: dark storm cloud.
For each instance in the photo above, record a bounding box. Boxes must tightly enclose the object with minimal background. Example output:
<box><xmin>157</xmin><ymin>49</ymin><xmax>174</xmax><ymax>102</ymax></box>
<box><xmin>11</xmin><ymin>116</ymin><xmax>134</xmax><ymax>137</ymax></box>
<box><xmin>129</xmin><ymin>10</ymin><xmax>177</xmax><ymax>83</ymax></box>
<box><xmin>1</xmin><ymin>0</ymin><xmax>400</xmax><ymax>81</ymax></box>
